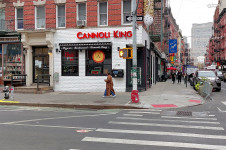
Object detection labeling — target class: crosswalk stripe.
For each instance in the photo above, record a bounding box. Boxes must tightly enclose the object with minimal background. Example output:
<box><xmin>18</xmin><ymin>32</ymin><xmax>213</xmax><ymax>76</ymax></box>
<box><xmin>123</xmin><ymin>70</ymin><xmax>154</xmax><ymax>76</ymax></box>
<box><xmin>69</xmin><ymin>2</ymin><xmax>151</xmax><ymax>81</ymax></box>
<box><xmin>82</xmin><ymin>137</ymin><xmax>226</xmax><ymax>149</ymax></box>
<box><xmin>109</xmin><ymin>121</ymin><xmax>224</xmax><ymax>130</ymax></box>
<box><xmin>96</xmin><ymin>128</ymin><xmax>226</xmax><ymax>140</ymax></box>
<box><xmin>161</xmin><ymin>116</ymin><xmax>217</xmax><ymax>120</ymax></box>
<box><xmin>221</xmin><ymin>102</ymin><xmax>226</xmax><ymax>105</ymax></box>
<box><xmin>123</xmin><ymin>114</ymin><xmax>143</xmax><ymax>117</ymax></box>
<box><xmin>117</xmin><ymin>117</ymin><xmax>220</xmax><ymax>124</ymax></box>
<box><xmin>128</xmin><ymin>111</ymin><xmax>160</xmax><ymax>114</ymax></box>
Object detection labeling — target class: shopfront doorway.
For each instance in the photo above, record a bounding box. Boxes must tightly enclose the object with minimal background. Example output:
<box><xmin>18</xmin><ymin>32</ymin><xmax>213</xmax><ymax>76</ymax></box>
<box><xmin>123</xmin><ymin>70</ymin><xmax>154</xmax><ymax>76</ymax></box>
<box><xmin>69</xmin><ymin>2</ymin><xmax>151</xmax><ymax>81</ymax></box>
<box><xmin>33</xmin><ymin>47</ymin><xmax>49</xmax><ymax>83</ymax></box>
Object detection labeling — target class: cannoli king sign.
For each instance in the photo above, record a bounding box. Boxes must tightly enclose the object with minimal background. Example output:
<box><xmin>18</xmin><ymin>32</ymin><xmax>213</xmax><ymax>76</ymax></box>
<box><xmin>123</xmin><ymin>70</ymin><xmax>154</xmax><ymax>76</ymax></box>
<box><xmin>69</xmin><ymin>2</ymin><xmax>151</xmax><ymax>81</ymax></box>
<box><xmin>76</xmin><ymin>31</ymin><xmax>133</xmax><ymax>39</ymax></box>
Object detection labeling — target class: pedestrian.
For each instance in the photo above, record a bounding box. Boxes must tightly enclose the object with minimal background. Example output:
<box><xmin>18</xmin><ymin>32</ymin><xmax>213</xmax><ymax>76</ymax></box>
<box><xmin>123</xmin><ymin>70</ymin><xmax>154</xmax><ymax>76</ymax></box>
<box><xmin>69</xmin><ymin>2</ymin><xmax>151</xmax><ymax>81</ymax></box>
<box><xmin>103</xmin><ymin>72</ymin><xmax>116</xmax><ymax>97</ymax></box>
<box><xmin>177</xmin><ymin>70</ymin><xmax>182</xmax><ymax>84</ymax></box>
<box><xmin>172</xmin><ymin>70</ymin><xmax>176</xmax><ymax>84</ymax></box>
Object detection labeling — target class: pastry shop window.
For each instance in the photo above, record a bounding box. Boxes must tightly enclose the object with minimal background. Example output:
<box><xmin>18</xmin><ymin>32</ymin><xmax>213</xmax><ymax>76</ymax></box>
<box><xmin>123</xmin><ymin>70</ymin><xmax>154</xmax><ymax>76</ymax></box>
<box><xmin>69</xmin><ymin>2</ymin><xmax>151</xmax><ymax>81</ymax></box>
<box><xmin>86</xmin><ymin>49</ymin><xmax>112</xmax><ymax>76</ymax></box>
<box><xmin>61</xmin><ymin>49</ymin><xmax>79</xmax><ymax>76</ymax></box>
<box><xmin>2</xmin><ymin>43</ymin><xmax>25</xmax><ymax>80</ymax></box>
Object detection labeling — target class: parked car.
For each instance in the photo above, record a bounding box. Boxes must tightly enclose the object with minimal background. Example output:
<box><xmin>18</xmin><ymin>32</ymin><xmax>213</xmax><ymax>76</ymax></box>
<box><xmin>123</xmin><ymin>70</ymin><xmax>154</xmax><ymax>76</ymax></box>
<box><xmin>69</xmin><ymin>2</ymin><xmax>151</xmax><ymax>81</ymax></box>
<box><xmin>193</xmin><ymin>71</ymin><xmax>221</xmax><ymax>91</ymax></box>
<box><xmin>215</xmin><ymin>71</ymin><xmax>225</xmax><ymax>81</ymax></box>
<box><xmin>223</xmin><ymin>72</ymin><xmax>226</xmax><ymax>82</ymax></box>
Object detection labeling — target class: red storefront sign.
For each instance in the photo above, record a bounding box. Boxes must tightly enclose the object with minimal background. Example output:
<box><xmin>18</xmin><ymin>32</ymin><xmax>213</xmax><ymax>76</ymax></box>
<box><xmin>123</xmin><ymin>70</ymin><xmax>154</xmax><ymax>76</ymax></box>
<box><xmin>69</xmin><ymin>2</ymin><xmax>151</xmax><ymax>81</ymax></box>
<box><xmin>77</xmin><ymin>31</ymin><xmax>133</xmax><ymax>39</ymax></box>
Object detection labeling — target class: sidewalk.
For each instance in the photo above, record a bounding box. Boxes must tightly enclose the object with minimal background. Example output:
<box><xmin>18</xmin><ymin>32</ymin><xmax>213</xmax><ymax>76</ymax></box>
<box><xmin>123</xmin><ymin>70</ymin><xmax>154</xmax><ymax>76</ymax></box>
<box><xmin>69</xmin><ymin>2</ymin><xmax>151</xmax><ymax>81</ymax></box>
<box><xmin>0</xmin><ymin>80</ymin><xmax>204</xmax><ymax>109</ymax></box>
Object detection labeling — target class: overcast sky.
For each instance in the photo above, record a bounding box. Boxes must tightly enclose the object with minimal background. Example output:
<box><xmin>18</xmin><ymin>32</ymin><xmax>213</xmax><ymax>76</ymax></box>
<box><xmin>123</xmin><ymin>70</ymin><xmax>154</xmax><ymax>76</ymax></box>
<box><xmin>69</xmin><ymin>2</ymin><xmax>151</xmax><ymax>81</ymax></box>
<box><xmin>169</xmin><ymin>0</ymin><xmax>218</xmax><ymax>39</ymax></box>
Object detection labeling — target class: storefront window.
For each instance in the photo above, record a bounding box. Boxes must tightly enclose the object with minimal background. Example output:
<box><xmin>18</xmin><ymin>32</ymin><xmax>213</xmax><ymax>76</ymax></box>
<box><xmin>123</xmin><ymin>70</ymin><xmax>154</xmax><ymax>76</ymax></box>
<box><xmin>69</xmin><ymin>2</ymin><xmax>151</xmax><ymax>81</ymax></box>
<box><xmin>86</xmin><ymin>49</ymin><xmax>112</xmax><ymax>76</ymax></box>
<box><xmin>3</xmin><ymin>43</ymin><xmax>24</xmax><ymax>80</ymax></box>
<box><xmin>61</xmin><ymin>50</ymin><xmax>79</xmax><ymax>76</ymax></box>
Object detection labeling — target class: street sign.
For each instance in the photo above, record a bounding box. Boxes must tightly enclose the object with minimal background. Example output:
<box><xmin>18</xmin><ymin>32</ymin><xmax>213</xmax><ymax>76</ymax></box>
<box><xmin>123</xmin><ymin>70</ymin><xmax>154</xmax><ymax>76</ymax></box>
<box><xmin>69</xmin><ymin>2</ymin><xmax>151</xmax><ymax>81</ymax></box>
<box><xmin>169</xmin><ymin>39</ymin><xmax>177</xmax><ymax>53</ymax></box>
<box><xmin>126</xmin><ymin>16</ymin><xmax>143</xmax><ymax>22</ymax></box>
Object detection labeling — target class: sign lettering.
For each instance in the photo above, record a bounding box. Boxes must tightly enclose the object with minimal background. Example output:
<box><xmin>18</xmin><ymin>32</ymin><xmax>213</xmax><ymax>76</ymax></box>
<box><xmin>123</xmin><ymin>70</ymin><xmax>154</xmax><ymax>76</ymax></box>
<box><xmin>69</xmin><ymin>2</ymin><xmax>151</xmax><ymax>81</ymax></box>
<box><xmin>76</xmin><ymin>31</ymin><xmax>132</xmax><ymax>39</ymax></box>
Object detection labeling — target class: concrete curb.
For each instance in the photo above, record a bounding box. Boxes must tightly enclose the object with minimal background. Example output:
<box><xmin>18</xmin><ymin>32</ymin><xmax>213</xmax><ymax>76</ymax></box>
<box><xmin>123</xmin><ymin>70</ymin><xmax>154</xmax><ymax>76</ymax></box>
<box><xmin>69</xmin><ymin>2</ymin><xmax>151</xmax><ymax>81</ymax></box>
<box><xmin>0</xmin><ymin>102</ymin><xmax>145</xmax><ymax>110</ymax></box>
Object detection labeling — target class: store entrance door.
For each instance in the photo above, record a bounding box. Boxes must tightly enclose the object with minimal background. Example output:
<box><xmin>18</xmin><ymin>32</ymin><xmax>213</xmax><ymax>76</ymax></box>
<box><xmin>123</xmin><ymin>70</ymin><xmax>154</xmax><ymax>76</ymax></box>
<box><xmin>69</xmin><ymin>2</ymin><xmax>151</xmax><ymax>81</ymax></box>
<box><xmin>33</xmin><ymin>47</ymin><xmax>49</xmax><ymax>83</ymax></box>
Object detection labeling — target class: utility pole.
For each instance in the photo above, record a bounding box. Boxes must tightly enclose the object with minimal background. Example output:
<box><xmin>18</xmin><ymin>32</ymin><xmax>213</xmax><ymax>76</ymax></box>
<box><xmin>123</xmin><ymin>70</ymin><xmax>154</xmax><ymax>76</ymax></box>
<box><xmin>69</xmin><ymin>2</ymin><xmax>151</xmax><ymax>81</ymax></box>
<box><xmin>186</xmin><ymin>57</ymin><xmax>188</xmax><ymax>88</ymax></box>
<box><xmin>130</xmin><ymin>0</ymin><xmax>140</xmax><ymax>103</ymax></box>
<box><xmin>132</xmin><ymin>0</ymin><xmax>137</xmax><ymax>91</ymax></box>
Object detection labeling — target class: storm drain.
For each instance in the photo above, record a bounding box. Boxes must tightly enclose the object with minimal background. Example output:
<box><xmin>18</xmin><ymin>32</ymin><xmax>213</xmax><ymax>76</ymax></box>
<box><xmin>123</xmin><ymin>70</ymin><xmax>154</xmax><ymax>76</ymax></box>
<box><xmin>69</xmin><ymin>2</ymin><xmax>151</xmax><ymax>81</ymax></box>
<box><xmin>176</xmin><ymin>111</ymin><xmax>192</xmax><ymax>116</ymax></box>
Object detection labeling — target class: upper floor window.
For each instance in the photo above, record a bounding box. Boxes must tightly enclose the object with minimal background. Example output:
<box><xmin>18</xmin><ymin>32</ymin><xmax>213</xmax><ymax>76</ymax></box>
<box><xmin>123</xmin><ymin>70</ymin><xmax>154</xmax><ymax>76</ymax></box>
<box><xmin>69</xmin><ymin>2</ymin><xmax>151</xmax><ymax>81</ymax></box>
<box><xmin>98</xmin><ymin>2</ymin><xmax>107</xmax><ymax>26</ymax></box>
<box><xmin>57</xmin><ymin>5</ymin><xmax>65</xmax><ymax>28</ymax></box>
<box><xmin>77</xmin><ymin>3</ymin><xmax>86</xmax><ymax>26</ymax></box>
<box><xmin>122</xmin><ymin>0</ymin><xmax>131</xmax><ymax>24</ymax></box>
<box><xmin>0</xmin><ymin>8</ymin><xmax>5</xmax><ymax>30</ymax></box>
<box><xmin>36</xmin><ymin>6</ymin><xmax>45</xmax><ymax>29</ymax></box>
<box><xmin>77</xmin><ymin>3</ymin><xmax>86</xmax><ymax>21</ymax></box>
<box><xmin>16</xmin><ymin>8</ymin><xmax>24</xmax><ymax>30</ymax></box>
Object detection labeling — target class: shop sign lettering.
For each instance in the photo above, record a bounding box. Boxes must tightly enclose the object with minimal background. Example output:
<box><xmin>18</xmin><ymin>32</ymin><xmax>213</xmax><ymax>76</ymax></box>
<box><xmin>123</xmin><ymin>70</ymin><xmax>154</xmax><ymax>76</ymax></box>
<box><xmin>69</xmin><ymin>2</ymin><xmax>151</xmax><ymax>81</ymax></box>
<box><xmin>65</xmin><ymin>52</ymin><xmax>74</xmax><ymax>61</ymax></box>
<box><xmin>77</xmin><ymin>31</ymin><xmax>133</xmax><ymax>39</ymax></box>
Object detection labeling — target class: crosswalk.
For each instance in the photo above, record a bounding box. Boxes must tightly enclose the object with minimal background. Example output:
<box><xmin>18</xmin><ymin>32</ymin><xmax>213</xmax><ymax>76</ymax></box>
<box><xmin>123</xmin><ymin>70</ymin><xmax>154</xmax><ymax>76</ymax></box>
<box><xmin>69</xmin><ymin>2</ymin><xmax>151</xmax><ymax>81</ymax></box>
<box><xmin>81</xmin><ymin>109</ymin><xmax>226</xmax><ymax>150</ymax></box>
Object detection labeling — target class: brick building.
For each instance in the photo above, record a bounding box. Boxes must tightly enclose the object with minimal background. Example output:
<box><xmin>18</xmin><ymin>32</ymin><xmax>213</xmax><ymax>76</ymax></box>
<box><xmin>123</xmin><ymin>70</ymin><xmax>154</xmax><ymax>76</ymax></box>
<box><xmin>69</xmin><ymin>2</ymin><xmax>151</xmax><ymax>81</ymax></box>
<box><xmin>0</xmin><ymin>0</ymin><xmax>171</xmax><ymax>92</ymax></box>
<box><xmin>205</xmin><ymin>0</ymin><xmax>226</xmax><ymax>70</ymax></box>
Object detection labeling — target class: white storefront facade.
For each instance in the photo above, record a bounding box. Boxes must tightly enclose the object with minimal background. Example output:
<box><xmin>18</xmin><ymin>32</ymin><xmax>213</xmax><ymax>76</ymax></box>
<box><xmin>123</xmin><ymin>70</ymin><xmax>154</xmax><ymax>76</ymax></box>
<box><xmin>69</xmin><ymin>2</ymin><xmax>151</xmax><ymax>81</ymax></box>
<box><xmin>53</xmin><ymin>26</ymin><xmax>152</xmax><ymax>92</ymax></box>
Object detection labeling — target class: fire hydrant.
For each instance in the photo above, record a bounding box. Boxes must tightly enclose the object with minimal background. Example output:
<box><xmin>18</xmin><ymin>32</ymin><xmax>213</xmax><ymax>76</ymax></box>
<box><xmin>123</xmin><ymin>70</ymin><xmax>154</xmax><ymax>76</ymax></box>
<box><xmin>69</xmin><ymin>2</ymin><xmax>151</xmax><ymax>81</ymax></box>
<box><xmin>3</xmin><ymin>86</ymin><xmax>10</xmax><ymax>99</ymax></box>
<box><xmin>131</xmin><ymin>90</ymin><xmax>139</xmax><ymax>103</ymax></box>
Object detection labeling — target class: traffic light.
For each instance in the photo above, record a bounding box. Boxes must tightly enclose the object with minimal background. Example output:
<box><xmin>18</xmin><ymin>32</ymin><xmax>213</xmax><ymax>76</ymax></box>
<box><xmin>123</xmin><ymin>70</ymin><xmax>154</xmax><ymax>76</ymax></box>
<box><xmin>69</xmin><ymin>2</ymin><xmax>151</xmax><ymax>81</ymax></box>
<box><xmin>119</xmin><ymin>48</ymin><xmax>133</xmax><ymax>59</ymax></box>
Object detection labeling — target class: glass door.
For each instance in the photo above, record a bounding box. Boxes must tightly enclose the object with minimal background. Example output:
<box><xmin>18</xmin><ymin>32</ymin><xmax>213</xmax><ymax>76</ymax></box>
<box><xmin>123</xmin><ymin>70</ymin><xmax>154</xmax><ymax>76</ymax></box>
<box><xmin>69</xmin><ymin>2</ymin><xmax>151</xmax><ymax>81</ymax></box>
<box><xmin>33</xmin><ymin>48</ymin><xmax>49</xmax><ymax>83</ymax></box>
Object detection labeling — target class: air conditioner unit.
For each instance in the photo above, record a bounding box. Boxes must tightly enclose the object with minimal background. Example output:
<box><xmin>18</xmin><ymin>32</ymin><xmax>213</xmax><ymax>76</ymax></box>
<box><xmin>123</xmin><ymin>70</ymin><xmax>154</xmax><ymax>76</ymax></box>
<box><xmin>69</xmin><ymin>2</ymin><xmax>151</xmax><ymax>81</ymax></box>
<box><xmin>77</xmin><ymin>20</ymin><xmax>86</xmax><ymax>27</ymax></box>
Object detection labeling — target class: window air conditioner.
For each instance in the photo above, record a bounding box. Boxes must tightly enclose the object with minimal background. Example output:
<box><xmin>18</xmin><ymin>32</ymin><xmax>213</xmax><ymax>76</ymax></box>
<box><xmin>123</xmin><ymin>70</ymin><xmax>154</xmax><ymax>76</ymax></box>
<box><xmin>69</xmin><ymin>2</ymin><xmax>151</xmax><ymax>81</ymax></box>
<box><xmin>77</xmin><ymin>20</ymin><xmax>86</xmax><ymax>27</ymax></box>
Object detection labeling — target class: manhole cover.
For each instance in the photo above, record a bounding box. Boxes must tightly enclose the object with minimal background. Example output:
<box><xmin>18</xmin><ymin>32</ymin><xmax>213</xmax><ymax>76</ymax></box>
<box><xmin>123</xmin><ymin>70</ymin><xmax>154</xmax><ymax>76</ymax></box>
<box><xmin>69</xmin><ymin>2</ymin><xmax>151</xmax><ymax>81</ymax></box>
<box><xmin>176</xmin><ymin>111</ymin><xmax>192</xmax><ymax>116</ymax></box>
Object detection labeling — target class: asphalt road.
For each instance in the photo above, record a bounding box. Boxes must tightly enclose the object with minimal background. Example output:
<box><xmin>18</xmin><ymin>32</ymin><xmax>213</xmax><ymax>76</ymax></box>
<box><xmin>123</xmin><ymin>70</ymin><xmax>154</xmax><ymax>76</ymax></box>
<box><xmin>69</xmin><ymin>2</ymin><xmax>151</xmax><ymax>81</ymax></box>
<box><xmin>0</xmin><ymin>82</ymin><xmax>225</xmax><ymax>150</ymax></box>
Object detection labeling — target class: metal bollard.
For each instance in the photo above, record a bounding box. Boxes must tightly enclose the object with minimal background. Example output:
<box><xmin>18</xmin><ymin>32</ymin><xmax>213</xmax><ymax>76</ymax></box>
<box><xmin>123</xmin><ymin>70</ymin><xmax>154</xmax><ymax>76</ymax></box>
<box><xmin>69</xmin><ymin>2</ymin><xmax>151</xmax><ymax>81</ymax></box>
<box><xmin>10</xmin><ymin>86</ymin><xmax>14</xmax><ymax>100</ymax></box>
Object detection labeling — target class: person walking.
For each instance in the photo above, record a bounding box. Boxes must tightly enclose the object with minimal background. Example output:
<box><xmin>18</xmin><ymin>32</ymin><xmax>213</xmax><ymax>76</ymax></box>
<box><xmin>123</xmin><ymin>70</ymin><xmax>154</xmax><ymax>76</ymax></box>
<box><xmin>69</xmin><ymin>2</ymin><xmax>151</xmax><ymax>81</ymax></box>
<box><xmin>103</xmin><ymin>72</ymin><xmax>116</xmax><ymax>97</ymax></box>
<box><xmin>177</xmin><ymin>70</ymin><xmax>182</xmax><ymax>84</ymax></box>
<box><xmin>172</xmin><ymin>70</ymin><xmax>176</xmax><ymax>84</ymax></box>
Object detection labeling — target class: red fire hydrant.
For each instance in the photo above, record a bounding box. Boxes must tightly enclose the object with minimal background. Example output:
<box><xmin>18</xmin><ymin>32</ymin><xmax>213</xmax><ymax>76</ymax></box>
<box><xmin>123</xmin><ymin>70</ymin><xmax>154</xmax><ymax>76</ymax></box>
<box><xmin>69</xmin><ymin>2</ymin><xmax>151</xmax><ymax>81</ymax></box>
<box><xmin>131</xmin><ymin>90</ymin><xmax>139</xmax><ymax>103</ymax></box>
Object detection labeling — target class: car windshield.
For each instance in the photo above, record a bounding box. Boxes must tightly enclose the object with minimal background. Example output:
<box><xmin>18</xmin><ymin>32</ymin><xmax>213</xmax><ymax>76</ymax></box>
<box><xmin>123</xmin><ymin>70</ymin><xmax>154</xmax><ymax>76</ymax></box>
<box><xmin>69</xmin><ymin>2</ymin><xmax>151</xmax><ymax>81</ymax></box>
<box><xmin>198</xmin><ymin>71</ymin><xmax>216</xmax><ymax>77</ymax></box>
<box><xmin>217</xmin><ymin>71</ymin><xmax>222</xmax><ymax>75</ymax></box>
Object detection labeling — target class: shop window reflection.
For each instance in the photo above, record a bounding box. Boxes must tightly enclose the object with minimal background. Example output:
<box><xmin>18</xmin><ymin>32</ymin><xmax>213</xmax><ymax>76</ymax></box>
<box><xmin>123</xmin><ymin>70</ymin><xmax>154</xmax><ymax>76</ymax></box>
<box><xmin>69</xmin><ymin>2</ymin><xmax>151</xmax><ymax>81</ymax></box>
<box><xmin>61</xmin><ymin>50</ymin><xmax>79</xmax><ymax>76</ymax></box>
<box><xmin>86</xmin><ymin>49</ymin><xmax>112</xmax><ymax>76</ymax></box>
<box><xmin>3</xmin><ymin>43</ymin><xmax>24</xmax><ymax>80</ymax></box>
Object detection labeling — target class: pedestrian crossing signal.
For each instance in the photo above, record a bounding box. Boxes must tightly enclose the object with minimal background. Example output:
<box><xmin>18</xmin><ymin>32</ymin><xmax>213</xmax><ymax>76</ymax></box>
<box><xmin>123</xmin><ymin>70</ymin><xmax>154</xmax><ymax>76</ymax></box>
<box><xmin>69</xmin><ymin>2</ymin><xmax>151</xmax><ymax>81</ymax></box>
<box><xmin>119</xmin><ymin>48</ymin><xmax>133</xmax><ymax>59</ymax></box>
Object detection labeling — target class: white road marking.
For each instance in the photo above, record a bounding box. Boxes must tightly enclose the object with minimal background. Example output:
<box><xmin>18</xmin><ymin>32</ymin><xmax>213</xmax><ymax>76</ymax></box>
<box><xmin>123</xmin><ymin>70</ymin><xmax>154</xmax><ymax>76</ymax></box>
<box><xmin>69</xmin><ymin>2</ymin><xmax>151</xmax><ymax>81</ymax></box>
<box><xmin>1</xmin><ymin>113</ymin><xmax>112</xmax><ymax>124</ymax></box>
<box><xmin>0</xmin><ymin>123</ymin><xmax>96</xmax><ymax>130</ymax></box>
<box><xmin>123</xmin><ymin>114</ymin><xmax>143</xmax><ymax>117</ymax></box>
<box><xmin>217</xmin><ymin>107</ymin><xmax>226</xmax><ymax>113</ymax></box>
<box><xmin>208</xmin><ymin>115</ymin><xmax>215</xmax><ymax>117</ymax></box>
<box><xmin>117</xmin><ymin>117</ymin><xmax>220</xmax><ymax>124</ymax></box>
<box><xmin>128</xmin><ymin>111</ymin><xmax>160</xmax><ymax>114</ymax></box>
<box><xmin>161</xmin><ymin>116</ymin><xmax>217</xmax><ymax>120</ymax></box>
<box><xmin>96</xmin><ymin>128</ymin><xmax>226</xmax><ymax>139</ymax></box>
<box><xmin>0</xmin><ymin>109</ymin><xmax>24</xmax><ymax>112</ymax></box>
<box><xmin>82</xmin><ymin>137</ymin><xmax>226</xmax><ymax>149</ymax></box>
<box><xmin>221</xmin><ymin>102</ymin><xmax>226</xmax><ymax>105</ymax></box>
<box><xmin>109</xmin><ymin>121</ymin><xmax>224</xmax><ymax>130</ymax></box>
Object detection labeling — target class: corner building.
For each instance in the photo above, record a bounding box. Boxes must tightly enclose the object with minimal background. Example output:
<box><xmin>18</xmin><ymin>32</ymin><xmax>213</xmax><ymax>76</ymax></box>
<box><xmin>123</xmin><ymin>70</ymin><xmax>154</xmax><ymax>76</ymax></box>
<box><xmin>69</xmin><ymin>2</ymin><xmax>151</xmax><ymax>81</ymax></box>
<box><xmin>0</xmin><ymin>0</ymin><xmax>161</xmax><ymax>92</ymax></box>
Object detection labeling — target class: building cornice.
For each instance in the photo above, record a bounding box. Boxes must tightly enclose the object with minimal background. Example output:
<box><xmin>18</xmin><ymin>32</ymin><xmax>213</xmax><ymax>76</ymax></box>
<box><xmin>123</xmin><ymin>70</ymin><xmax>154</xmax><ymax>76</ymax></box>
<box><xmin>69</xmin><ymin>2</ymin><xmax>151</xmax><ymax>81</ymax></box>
<box><xmin>54</xmin><ymin>0</ymin><xmax>66</xmax><ymax>4</ymax></box>
<box><xmin>13</xmin><ymin>0</ymin><xmax>25</xmax><ymax>7</ymax></box>
<box><xmin>33</xmin><ymin>0</ymin><xmax>46</xmax><ymax>6</ymax></box>
<box><xmin>0</xmin><ymin>2</ymin><xmax>6</xmax><ymax>8</ymax></box>
<box><xmin>75</xmin><ymin>0</ymin><xmax>87</xmax><ymax>3</ymax></box>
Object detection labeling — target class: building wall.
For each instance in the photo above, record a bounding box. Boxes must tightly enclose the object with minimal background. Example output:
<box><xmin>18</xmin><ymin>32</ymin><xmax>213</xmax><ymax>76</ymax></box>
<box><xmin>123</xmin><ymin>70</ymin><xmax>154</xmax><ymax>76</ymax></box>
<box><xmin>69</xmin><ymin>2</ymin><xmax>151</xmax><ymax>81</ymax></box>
<box><xmin>53</xmin><ymin>26</ymin><xmax>150</xmax><ymax>92</ymax></box>
<box><xmin>2</xmin><ymin>0</ymin><xmax>145</xmax><ymax>29</ymax></box>
<box><xmin>191</xmin><ymin>22</ymin><xmax>212</xmax><ymax>64</ymax></box>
